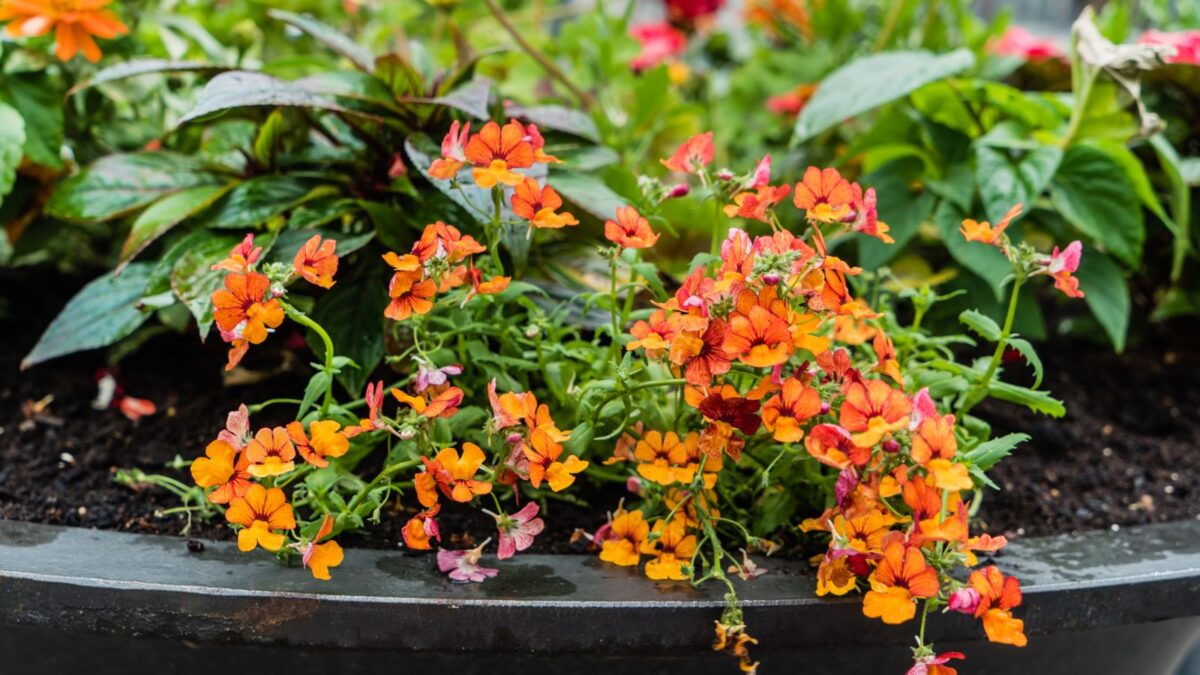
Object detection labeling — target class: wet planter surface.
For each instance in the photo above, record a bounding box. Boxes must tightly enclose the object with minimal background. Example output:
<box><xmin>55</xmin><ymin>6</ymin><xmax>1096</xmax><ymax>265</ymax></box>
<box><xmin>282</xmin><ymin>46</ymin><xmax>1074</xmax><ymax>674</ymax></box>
<box><xmin>1</xmin><ymin>520</ymin><xmax>1198</xmax><ymax>674</ymax></box>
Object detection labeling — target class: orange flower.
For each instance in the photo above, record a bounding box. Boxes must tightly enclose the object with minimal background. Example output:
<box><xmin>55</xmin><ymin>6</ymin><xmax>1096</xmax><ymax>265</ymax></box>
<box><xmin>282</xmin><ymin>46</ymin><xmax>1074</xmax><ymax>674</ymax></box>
<box><xmin>634</xmin><ymin>430</ymin><xmax>698</xmax><ymax>486</ymax></box>
<box><xmin>225</xmin><ymin>484</ymin><xmax>296</xmax><ymax>552</ymax></box>
<box><xmin>872</xmin><ymin>331</ymin><xmax>903</xmax><ymax>386</ymax></box>
<box><xmin>696</xmin><ymin>386</ymin><xmax>762</xmax><ymax>461</ymax></box>
<box><xmin>910</xmin><ymin>415</ymin><xmax>957</xmax><ymax>464</ymax></box>
<box><xmin>969</xmin><ymin>566</ymin><xmax>1028</xmax><ymax>647</ymax></box>
<box><xmin>599</xmin><ymin>509</ymin><xmax>648</xmax><ymax>566</ymax></box>
<box><xmin>383</xmin><ymin>252</ymin><xmax>437</xmax><ymax>321</ymax></box>
<box><xmin>833</xmin><ymin>315</ymin><xmax>877</xmax><ymax>345</ymax></box>
<box><xmin>211</xmin><ymin>272</ymin><xmax>285</xmax><ymax>346</ymax></box>
<box><xmin>464</xmin><ymin>119</ymin><xmax>535</xmax><ymax>188</ymax></box>
<box><xmin>464</xmin><ymin>267</ymin><xmax>511</xmax><ymax>302</ymax></box>
<box><xmin>0</xmin><ymin>0</ymin><xmax>128</xmax><ymax>62</ymax></box>
<box><xmin>511</xmin><ymin>177</ymin><xmax>579</xmax><ymax>229</ymax></box>
<box><xmin>211</xmin><ymin>233</ymin><xmax>262</xmax><ymax>273</ymax></box>
<box><xmin>670</xmin><ymin>319</ymin><xmax>734</xmax><ymax>385</ymax></box>
<box><xmin>724</xmin><ymin>289</ymin><xmax>793</xmax><ymax>368</ymax></box>
<box><xmin>287</xmin><ymin>420</ymin><xmax>350</xmax><ymax>468</ymax></box>
<box><xmin>793</xmin><ymin>167</ymin><xmax>854</xmax><ymax>223</ymax></box>
<box><xmin>429</xmin><ymin>120</ymin><xmax>470</xmax><ymax>179</ymax></box>
<box><xmin>961</xmin><ymin>203</ymin><xmax>1022</xmax><ymax>246</ymax></box>
<box><xmin>641</xmin><ymin>518</ymin><xmax>697</xmax><ymax>580</ymax></box>
<box><xmin>292</xmin><ymin>234</ymin><xmax>338</xmax><ymax>289</ymax></box>
<box><xmin>862</xmin><ymin>540</ymin><xmax>940</xmax><ymax>624</ymax></box>
<box><xmin>804</xmin><ymin>424</ymin><xmax>871</xmax><ymax>469</ymax></box>
<box><xmin>524</xmin><ymin>429</ymin><xmax>588</xmax><ymax>491</ymax></box>
<box><xmin>402</xmin><ymin>505</ymin><xmax>441</xmax><ymax>550</ymax></box>
<box><xmin>412</xmin><ymin>221</ymin><xmax>486</xmax><ymax>265</ymax></box>
<box><xmin>391</xmin><ymin>386</ymin><xmax>464</xmax><ymax>419</ymax></box>
<box><xmin>190</xmin><ymin>439</ymin><xmax>251</xmax><ymax>504</ymax></box>
<box><xmin>604</xmin><ymin>205</ymin><xmax>660</xmax><ymax>249</ymax></box>
<box><xmin>660</xmin><ymin>131</ymin><xmax>714</xmax><ymax>174</ymax></box>
<box><xmin>245</xmin><ymin>426</ymin><xmax>297</xmax><ymax>477</ymax></box>
<box><xmin>839</xmin><ymin>379</ymin><xmax>911</xmax><ymax>447</ymax></box>
<box><xmin>524</xmin><ymin>123</ymin><xmax>560</xmax><ymax>164</ymax></box>
<box><xmin>626</xmin><ymin>309</ymin><xmax>677</xmax><ymax>357</ymax></box>
<box><xmin>761</xmin><ymin>378</ymin><xmax>822</xmax><ymax>443</ymax></box>
<box><xmin>424</xmin><ymin>443</ymin><xmax>493</xmax><ymax>502</ymax></box>
<box><xmin>299</xmin><ymin>514</ymin><xmax>343</xmax><ymax>580</ymax></box>
<box><xmin>723</xmin><ymin>185</ymin><xmax>791</xmax><ymax>222</ymax></box>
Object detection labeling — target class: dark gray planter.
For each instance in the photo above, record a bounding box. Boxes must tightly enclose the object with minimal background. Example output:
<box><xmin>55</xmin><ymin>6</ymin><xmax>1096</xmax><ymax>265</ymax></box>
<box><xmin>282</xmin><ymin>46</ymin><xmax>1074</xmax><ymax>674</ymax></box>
<box><xmin>1</xmin><ymin>518</ymin><xmax>1198</xmax><ymax>674</ymax></box>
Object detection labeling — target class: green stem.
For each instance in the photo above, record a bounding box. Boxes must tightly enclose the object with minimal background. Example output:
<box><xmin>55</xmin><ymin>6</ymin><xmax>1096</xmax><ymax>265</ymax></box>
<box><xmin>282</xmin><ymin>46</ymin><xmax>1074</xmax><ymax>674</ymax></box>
<box><xmin>346</xmin><ymin>458</ymin><xmax>422</xmax><ymax>515</ymax></box>
<box><xmin>490</xmin><ymin>186</ymin><xmax>505</xmax><ymax>273</ymax></box>
<box><xmin>283</xmin><ymin>302</ymin><xmax>336</xmax><ymax>417</ymax></box>
<box><xmin>958</xmin><ymin>276</ymin><xmax>1023</xmax><ymax>419</ymax></box>
<box><xmin>608</xmin><ymin>253</ymin><xmax>622</xmax><ymax>364</ymax></box>
<box><xmin>1061</xmin><ymin>70</ymin><xmax>1097</xmax><ymax>148</ymax></box>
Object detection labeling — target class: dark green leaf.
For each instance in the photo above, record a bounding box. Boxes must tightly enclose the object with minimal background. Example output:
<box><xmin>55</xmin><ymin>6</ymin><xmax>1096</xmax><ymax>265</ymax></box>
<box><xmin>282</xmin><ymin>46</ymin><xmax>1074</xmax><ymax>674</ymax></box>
<box><xmin>46</xmin><ymin>153</ymin><xmax>220</xmax><ymax>223</ymax></box>
<box><xmin>793</xmin><ymin>49</ymin><xmax>975</xmax><ymax>143</ymax></box>
<box><xmin>68</xmin><ymin>59</ymin><xmax>230</xmax><ymax>95</ymax></box>
<box><xmin>307</xmin><ymin>273</ymin><xmax>387</xmax><ymax>395</ymax></box>
<box><xmin>298</xmin><ymin>371</ymin><xmax>333</xmax><ymax>419</ymax></box>
<box><xmin>119</xmin><ymin>184</ymin><xmax>235</xmax><ymax>269</ymax></box>
<box><xmin>858</xmin><ymin>158</ymin><xmax>935</xmax><ymax>267</ymax></box>
<box><xmin>963</xmin><ymin>433</ymin><xmax>1029</xmax><ymax>471</ymax></box>
<box><xmin>22</xmin><ymin>263</ymin><xmax>155</xmax><ymax>368</ymax></box>
<box><xmin>975</xmin><ymin>144</ymin><xmax>1061</xmax><ymax>225</ymax></box>
<box><xmin>268</xmin><ymin>10</ymin><xmax>375</xmax><ymax>72</ymax></box>
<box><xmin>0</xmin><ymin>104</ymin><xmax>23</xmax><ymax>203</ymax></box>
<box><xmin>1075</xmin><ymin>247</ymin><xmax>1130</xmax><ymax>352</ymax></box>
<box><xmin>179</xmin><ymin>71</ymin><xmax>364</xmax><ymax>125</ymax></box>
<box><xmin>1049</xmin><ymin>144</ymin><xmax>1145</xmax><ymax>267</ymax></box>
<box><xmin>0</xmin><ymin>73</ymin><xmax>63</xmax><ymax>168</ymax></box>
<box><xmin>198</xmin><ymin>175</ymin><xmax>332</xmax><ymax>229</ymax></box>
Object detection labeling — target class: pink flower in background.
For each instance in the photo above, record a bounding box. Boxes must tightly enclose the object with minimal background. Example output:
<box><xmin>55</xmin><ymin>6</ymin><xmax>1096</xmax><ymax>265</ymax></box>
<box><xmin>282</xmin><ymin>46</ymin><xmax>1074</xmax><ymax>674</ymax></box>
<box><xmin>488</xmin><ymin>502</ymin><xmax>545</xmax><ymax>560</ymax></box>
<box><xmin>766</xmin><ymin>84</ymin><xmax>816</xmax><ymax>117</ymax></box>
<box><xmin>630</xmin><ymin>23</ymin><xmax>687</xmax><ymax>70</ymax></box>
<box><xmin>437</xmin><ymin>542</ymin><xmax>499</xmax><ymax>583</ymax></box>
<box><xmin>1138</xmin><ymin>30</ymin><xmax>1200</xmax><ymax>65</ymax></box>
<box><xmin>664</xmin><ymin>0</ymin><xmax>724</xmax><ymax>22</ymax></box>
<box><xmin>991</xmin><ymin>26</ymin><xmax>1065</xmax><ymax>61</ymax></box>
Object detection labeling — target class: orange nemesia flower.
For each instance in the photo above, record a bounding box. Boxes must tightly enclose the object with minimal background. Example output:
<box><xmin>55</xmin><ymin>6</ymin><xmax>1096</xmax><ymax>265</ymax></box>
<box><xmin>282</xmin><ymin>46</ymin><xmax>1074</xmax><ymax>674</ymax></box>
<box><xmin>969</xmin><ymin>566</ymin><xmax>1028</xmax><ymax>647</ymax></box>
<box><xmin>634</xmin><ymin>430</ymin><xmax>699</xmax><ymax>486</ymax></box>
<box><xmin>671</xmin><ymin>319</ymin><xmax>734</xmax><ymax>385</ymax></box>
<box><xmin>724</xmin><ymin>289</ymin><xmax>794</xmax><ymax>368</ymax></box>
<box><xmin>839</xmin><ymin>379</ymin><xmax>912</xmax><ymax>447</ymax></box>
<box><xmin>793</xmin><ymin>166</ymin><xmax>854</xmax><ymax>223</ymax></box>
<box><xmin>429</xmin><ymin>120</ymin><xmax>470</xmax><ymax>179</ymax></box>
<box><xmin>464</xmin><ymin>119</ymin><xmax>536</xmax><ymax>188</ymax></box>
<box><xmin>626</xmin><ymin>309</ymin><xmax>678</xmax><ymax>357</ymax></box>
<box><xmin>287</xmin><ymin>420</ymin><xmax>350</xmax><ymax>468</ymax></box>
<box><xmin>804</xmin><ymin>424</ymin><xmax>871</xmax><ymax>469</ymax></box>
<box><xmin>225</xmin><ymin>484</ymin><xmax>296</xmax><ymax>552</ymax></box>
<box><xmin>723</xmin><ymin>184</ymin><xmax>791</xmax><ymax>223</ymax></box>
<box><xmin>392</xmin><ymin>386</ymin><xmax>464</xmax><ymax>419</ymax></box>
<box><xmin>512</xmin><ymin>176</ymin><xmax>579</xmax><ymax>229</ymax></box>
<box><xmin>190</xmin><ymin>439</ymin><xmax>252</xmax><ymax>504</ymax></box>
<box><xmin>299</xmin><ymin>514</ymin><xmax>343</xmax><ymax>580</ymax></box>
<box><xmin>212</xmin><ymin>272</ymin><xmax>285</xmax><ymax>347</ymax></box>
<box><xmin>412</xmin><ymin>221</ymin><xmax>486</xmax><ymax>265</ymax></box>
<box><xmin>661</xmin><ymin>131</ymin><xmax>714</xmax><ymax>174</ymax></box>
<box><xmin>961</xmin><ymin>203</ymin><xmax>1022</xmax><ymax>246</ymax></box>
<box><xmin>525</xmin><ymin>429</ymin><xmax>588</xmax><ymax>492</ymax></box>
<box><xmin>641</xmin><ymin>518</ymin><xmax>698</xmax><ymax>580</ymax></box>
<box><xmin>0</xmin><ymin>0</ymin><xmax>128</xmax><ymax>62</ymax></box>
<box><xmin>605</xmin><ymin>205</ymin><xmax>660</xmax><ymax>249</ymax></box>
<box><xmin>245</xmin><ymin>426</ymin><xmax>297</xmax><ymax>478</ymax></box>
<box><xmin>862</xmin><ymin>539</ymin><xmax>940</xmax><ymax>624</ymax></box>
<box><xmin>292</xmin><ymin>234</ymin><xmax>338</xmax><ymax>289</ymax></box>
<box><xmin>761</xmin><ymin>377</ymin><xmax>822</xmax><ymax>443</ymax></box>
<box><xmin>424</xmin><ymin>443</ymin><xmax>493</xmax><ymax>503</ymax></box>
<box><xmin>383</xmin><ymin>252</ymin><xmax>438</xmax><ymax>321</ymax></box>
<box><xmin>872</xmin><ymin>331</ymin><xmax>903</xmax><ymax>386</ymax></box>
<box><xmin>599</xmin><ymin>509</ymin><xmax>649</xmax><ymax>566</ymax></box>
<box><xmin>910</xmin><ymin>415</ymin><xmax>958</xmax><ymax>465</ymax></box>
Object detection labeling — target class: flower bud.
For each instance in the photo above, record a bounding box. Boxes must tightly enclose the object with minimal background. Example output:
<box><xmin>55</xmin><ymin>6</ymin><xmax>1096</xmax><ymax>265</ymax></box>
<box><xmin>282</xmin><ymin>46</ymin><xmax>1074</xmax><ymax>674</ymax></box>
<box><xmin>761</xmin><ymin>272</ymin><xmax>782</xmax><ymax>286</ymax></box>
<box><xmin>399</xmin><ymin>428</ymin><xmax>416</xmax><ymax>441</ymax></box>
<box><xmin>525</xmin><ymin>325</ymin><xmax>540</xmax><ymax>338</ymax></box>
<box><xmin>666</xmin><ymin>183</ymin><xmax>690</xmax><ymax>199</ymax></box>
<box><xmin>819</xmin><ymin>401</ymin><xmax>831</xmax><ymax>415</ymax></box>
<box><xmin>716</xmin><ymin>169</ymin><xmax>735</xmax><ymax>181</ymax></box>
<box><xmin>882</xmin><ymin>439</ymin><xmax>900</xmax><ymax>454</ymax></box>
<box><xmin>625</xmin><ymin>476</ymin><xmax>643</xmax><ymax>495</ymax></box>
<box><xmin>840</xmin><ymin>209</ymin><xmax>859</xmax><ymax>223</ymax></box>
<box><xmin>507</xmin><ymin>432</ymin><xmax>524</xmax><ymax>445</ymax></box>
<box><xmin>947</xmin><ymin>587</ymin><xmax>981</xmax><ymax>615</ymax></box>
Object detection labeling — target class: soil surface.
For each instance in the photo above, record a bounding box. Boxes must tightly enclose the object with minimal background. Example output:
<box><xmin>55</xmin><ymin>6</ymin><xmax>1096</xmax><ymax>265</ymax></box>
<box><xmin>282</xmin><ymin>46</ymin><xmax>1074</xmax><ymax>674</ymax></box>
<box><xmin>2</xmin><ymin>270</ymin><xmax>1198</xmax><ymax>555</ymax></box>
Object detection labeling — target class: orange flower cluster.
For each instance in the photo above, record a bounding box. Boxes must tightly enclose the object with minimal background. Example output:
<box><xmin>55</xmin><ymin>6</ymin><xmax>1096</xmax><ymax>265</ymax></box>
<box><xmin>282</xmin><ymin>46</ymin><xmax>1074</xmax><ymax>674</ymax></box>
<box><xmin>382</xmin><ymin>221</ymin><xmax>509</xmax><ymax>321</ymax></box>
<box><xmin>960</xmin><ymin>202</ymin><xmax>1085</xmax><ymax>299</ymax></box>
<box><xmin>0</xmin><ymin>0</ymin><xmax>128</xmax><ymax>62</ymax></box>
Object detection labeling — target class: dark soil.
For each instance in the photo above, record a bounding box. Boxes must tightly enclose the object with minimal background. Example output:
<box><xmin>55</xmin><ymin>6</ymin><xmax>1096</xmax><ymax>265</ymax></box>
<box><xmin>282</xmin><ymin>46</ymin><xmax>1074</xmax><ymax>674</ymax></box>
<box><xmin>2</xmin><ymin>270</ymin><xmax>1198</xmax><ymax>554</ymax></box>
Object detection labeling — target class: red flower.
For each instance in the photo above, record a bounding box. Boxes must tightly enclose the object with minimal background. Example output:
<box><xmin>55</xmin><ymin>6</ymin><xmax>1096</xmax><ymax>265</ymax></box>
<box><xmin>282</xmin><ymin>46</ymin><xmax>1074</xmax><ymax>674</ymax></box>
<box><xmin>670</xmin><ymin>319</ymin><xmax>734</xmax><ymax>385</ymax></box>
<box><xmin>630</xmin><ymin>22</ymin><xmax>687</xmax><ymax>70</ymax></box>
<box><xmin>604</xmin><ymin>205</ymin><xmax>660</xmax><ymax>249</ymax></box>
<box><xmin>661</xmin><ymin>132</ymin><xmax>714</xmax><ymax>174</ymax></box>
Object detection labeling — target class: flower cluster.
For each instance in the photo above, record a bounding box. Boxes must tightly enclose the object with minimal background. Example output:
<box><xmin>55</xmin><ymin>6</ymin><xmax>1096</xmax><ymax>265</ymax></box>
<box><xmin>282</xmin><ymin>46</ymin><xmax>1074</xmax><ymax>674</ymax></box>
<box><xmin>382</xmin><ymin>221</ymin><xmax>509</xmax><ymax>321</ymax></box>
<box><xmin>0</xmin><ymin>0</ymin><xmax>128</xmax><ymax>62</ymax></box>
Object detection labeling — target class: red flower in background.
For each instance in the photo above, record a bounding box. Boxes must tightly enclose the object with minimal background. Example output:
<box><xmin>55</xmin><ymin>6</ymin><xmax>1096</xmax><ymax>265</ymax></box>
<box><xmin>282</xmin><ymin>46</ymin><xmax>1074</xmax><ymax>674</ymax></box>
<box><xmin>664</xmin><ymin>0</ymin><xmax>724</xmax><ymax>22</ymax></box>
<box><xmin>1139</xmin><ymin>30</ymin><xmax>1200</xmax><ymax>65</ymax></box>
<box><xmin>631</xmin><ymin>22</ymin><xmax>687</xmax><ymax>70</ymax></box>
<box><xmin>991</xmin><ymin>26</ymin><xmax>1065</xmax><ymax>61</ymax></box>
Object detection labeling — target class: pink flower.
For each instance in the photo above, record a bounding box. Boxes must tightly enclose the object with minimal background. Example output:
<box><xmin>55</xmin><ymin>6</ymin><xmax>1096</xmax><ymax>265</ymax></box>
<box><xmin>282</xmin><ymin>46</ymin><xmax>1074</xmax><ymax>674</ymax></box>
<box><xmin>909</xmin><ymin>387</ymin><xmax>938</xmax><ymax>429</ymax></box>
<box><xmin>727</xmin><ymin>549</ymin><xmax>768</xmax><ymax>580</ymax></box>
<box><xmin>992</xmin><ymin>26</ymin><xmax>1065</xmax><ymax>61</ymax></box>
<box><xmin>664</xmin><ymin>0</ymin><xmax>724</xmax><ymax>22</ymax></box>
<box><xmin>666</xmin><ymin>183</ymin><xmax>690</xmax><ymax>199</ymax></box>
<box><xmin>414</xmin><ymin>358</ymin><xmax>464</xmax><ymax>393</ymax></box>
<box><xmin>626</xmin><ymin>475</ymin><xmax>644</xmax><ymax>495</ymax></box>
<box><xmin>437</xmin><ymin>542</ymin><xmax>499</xmax><ymax>583</ymax></box>
<box><xmin>218</xmin><ymin>404</ymin><xmax>253</xmax><ymax>450</ymax></box>
<box><xmin>908</xmin><ymin>651</ymin><xmax>965</xmax><ymax>675</ymax></box>
<box><xmin>947</xmin><ymin>586</ymin><xmax>982</xmax><ymax>615</ymax></box>
<box><xmin>487</xmin><ymin>502</ymin><xmax>545</xmax><ymax>560</ymax></box>
<box><xmin>362</xmin><ymin>381</ymin><xmax>385</xmax><ymax>430</ymax></box>
<box><xmin>834</xmin><ymin>467</ymin><xmax>859</xmax><ymax>508</ymax></box>
<box><xmin>629</xmin><ymin>23</ymin><xmax>687</xmax><ymax>70</ymax></box>
<box><xmin>1044</xmin><ymin>240</ymin><xmax>1085</xmax><ymax>299</ymax></box>
<box><xmin>118</xmin><ymin>397</ymin><xmax>157</xmax><ymax>422</ymax></box>
<box><xmin>749</xmin><ymin>155</ymin><xmax>772</xmax><ymax>189</ymax></box>
<box><xmin>1138</xmin><ymin>30</ymin><xmax>1200</xmax><ymax>65</ymax></box>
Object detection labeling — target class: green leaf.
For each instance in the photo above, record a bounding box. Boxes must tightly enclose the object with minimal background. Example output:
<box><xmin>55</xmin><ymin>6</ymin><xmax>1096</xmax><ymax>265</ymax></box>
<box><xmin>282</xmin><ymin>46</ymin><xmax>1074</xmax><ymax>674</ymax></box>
<box><xmin>1074</xmin><ymin>247</ymin><xmax>1130</xmax><ymax>352</ymax></box>
<box><xmin>1007</xmin><ymin>337</ymin><xmax>1044</xmax><ymax>388</ymax></box>
<box><xmin>1079</xmin><ymin>138</ymin><xmax>1170</xmax><ymax>224</ymax></box>
<box><xmin>963</xmin><ymin>433</ymin><xmax>1030</xmax><ymax>471</ymax></box>
<box><xmin>46</xmin><ymin>153</ymin><xmax>220</xmax><ymax>223</ymax></box>
<box><xmin>0</xmin><ymin>103</ymin><xmax>24</xmax><ymax>204</ymax></box>
<box><xmin>507</xmin><ymin>104</ymin><xmax>600</xmax><ymax>142</ymax></box>
<box><xmin>169</xmin><ymin>232</ymin><xmax>243</xmax><ymax>338</ymax></box>
<box><xmin>307</xmin><ymin>273</ymin><xmax>388</xmax><ymax>395</ymax></box>
<box><xmin>298</xmin><ymin>371</ymin><xmax>333</xmax><ymax>420</ymax></box>
<box><xmin>179</xmin><ymin>71</ymin><xmax>364</xmax><ymax>125</ymax></box>
<box><xmin>988</xmin><ymin>381</ymin><xmax>1066</xmax><ymax>417</ymax></box>
<box><xmin>22</xmin><ymin>263</ymin><xmax>155</xmax><ymax>368</ymax></box>
<box><xmin>959</xmin><ymin>309</ymin><xmax>1002</xmax><ymax>341</ymax></box>
<box><xmin>68</xmin><ymin>59</ymin><xmax>230</xmax><ymax>95</ymax></box>
<box><xmin>198</xmin><ymin>175</ymin><xmax>331</xmax><ymax>229</ymax></box>
<box><xmin>857</xmin><ymin>158</ymin><xmax>935</xmax><ymax>268</ymax></box>
<box><xmin>793</xmin><ymin>48</ymin><xmax>975</xmax><ymax>144</ymax></box>
<box><xmin>268</xmin><ymin>10</ymin><xmax>375</xmax><ymax>72</ymax></box>
<box><xmin>118</xmin><ymin>184</ymin><xmax>235</xmax><ymax>268</ymax></box>
<box><xmin>253</xmin><ymin>109</ymin><xmax>286</xmax><ymax>169</ymax></box>
<box><xmin>974</xmin><ymin>144</ymin><xmax>1062</xmax><ymax>225</ymax></box>
<box><xmin>0</xmin><ymin>73</ymin><xmax>62</xmax><ymax>169</ymax></box>
<box><xmin>1049</xmin><ymin>144</ymin><xmax>1145</xmax><ymax>267</ymax></box>
<box><xmin>546</xmin><ymin>169</ymin><xmax>626</xmax><ymax>221</ymax></box>
<box><xmin>431</xmin><ymin>79</ymin><xmax>492</xmax><ymax>120</ymax></box>
<box><xmin>934</xmin><ymin>200</ymin><xmax>1011</xmax><ymax>298</ymax></box>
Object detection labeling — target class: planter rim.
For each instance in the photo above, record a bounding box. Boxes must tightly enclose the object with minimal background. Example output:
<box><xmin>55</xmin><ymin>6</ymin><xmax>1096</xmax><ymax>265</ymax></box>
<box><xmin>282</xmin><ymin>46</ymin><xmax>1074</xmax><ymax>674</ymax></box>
<box><xmin>1</xmin><ymin>518</ymin><xmax>1198</xmax><ymax>653</ymax></box>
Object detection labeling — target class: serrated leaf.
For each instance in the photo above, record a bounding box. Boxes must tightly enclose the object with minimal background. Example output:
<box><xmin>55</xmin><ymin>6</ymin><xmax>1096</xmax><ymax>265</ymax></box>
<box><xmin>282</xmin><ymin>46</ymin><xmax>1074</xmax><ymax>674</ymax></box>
<box><xmin>268</xmin><ymin>10</ymin><xmax>374</xmax><ymax>72</ymax></box>
<box><xmin>959</xmin><ymin>309</ymin><xmax>1002</xmax><ymax>341</ymax></box>
<box><xmin>118</xmin><ymin>183</ymin><xmax>234</xmax><ymax>269</ymax></box>
<box><xmin>22</xmin><ymin>263</ymin><xmax>155</xmax><ymax>368</ymax></box>
<box><xmin>964</xmin><ymin>433</ymin><xmax>1029</xmax><ymax>471</ymax></box>
<box><xmin>46</xmin><ymin>153</ymin><xmax>220</xmax><ymax>223</ymax></box>
<box><xmin>988</xmin><ymin>381</ymin><xmax>1066</xmax><ymax>417</ymax></box>
<box><xmin>793</xmin><ymin>49</ymin><xmax>976</xmax><ymax>144</ymax></box>
<box><xmin>1006</xmin><ymin>337</ymin><xmax>1043</xmax><ymax>388</ymax></box>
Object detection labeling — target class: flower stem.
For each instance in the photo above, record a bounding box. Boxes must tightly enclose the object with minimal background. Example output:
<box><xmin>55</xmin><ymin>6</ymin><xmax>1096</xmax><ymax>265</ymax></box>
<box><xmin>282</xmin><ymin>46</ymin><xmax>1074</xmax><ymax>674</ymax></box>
<box><xmin>608</xmin><ymin>253</ymin><xmax>622</xmax><ymax>364</ymax></box>
<box><xmin>283</xmin><ymin>301</ymin><xmax>336</xmax><ymax>417</ymax></box>
<box><xmin>346</xmin><ymin>457</ymin><xmax>422</xmax><ymax>515</ymax></box>
<box><xmin>490</xmin><ymin>186</ymin><xmax>505</xmax><ymax>273</ymax></box>
<box><xmin>958</xmin><ymin>276</ymin><xmax>1024</xmax><ymax>419</ymax></box>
